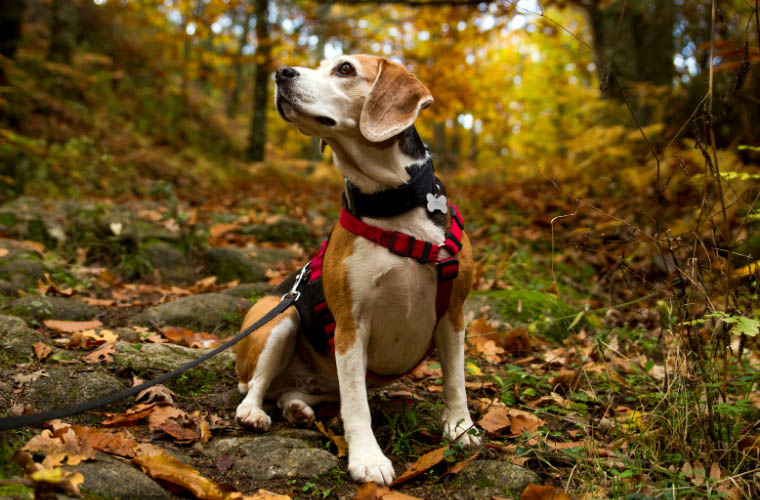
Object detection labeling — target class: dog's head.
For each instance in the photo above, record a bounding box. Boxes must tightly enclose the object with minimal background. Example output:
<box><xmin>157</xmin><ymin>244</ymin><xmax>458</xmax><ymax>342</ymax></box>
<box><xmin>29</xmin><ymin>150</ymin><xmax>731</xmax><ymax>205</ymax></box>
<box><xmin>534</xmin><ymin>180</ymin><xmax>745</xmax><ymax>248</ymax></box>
<box><xmin>275</xmin><ymin>55</ymin><xmax>433</xmax><ymax>144</ymax></box>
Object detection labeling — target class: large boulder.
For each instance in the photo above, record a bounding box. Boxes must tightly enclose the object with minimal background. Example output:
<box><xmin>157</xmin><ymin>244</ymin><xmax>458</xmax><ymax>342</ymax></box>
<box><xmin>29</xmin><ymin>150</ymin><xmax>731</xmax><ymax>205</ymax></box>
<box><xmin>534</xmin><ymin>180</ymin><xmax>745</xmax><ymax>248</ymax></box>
<box><xmin>203</xmin><ymin>435</ymin><xmax>338</xmax><ymax>481</ymax></box>
<box><xmin>240</xmin><ymin>217</ymin><xmax>314</xmax><ymax>247</ymax></box>
<box><xmin>112</xmin><ymin>341</ymin><xmax>235</xmax><ymax>374</ymax></box>
<box><xmin>445</xmin><ymin>459</ymin><xmax>539</xmax><ymax>499</ymax></box>
<box><xmin>130</xmin><ymin>293</ymin><xmax>251</xmax><ymax>334</ymax></box>
<box><xmin>5</xmin><ymin>296</ymin><xmax>99</xmax><ymax>323</ymax></box>
<box><xmin>140</xmin><ymin>240</ymin><xmax>194</xmax><ymax>283</ymax></box>
<box><xmin>203</xmin><ymin>248</ymin><xmax>267</xmax><ymax>284</ymax></box>
<box><xmin>0</xmin><ymin>257</ymin><xmax>46</xmax><ymax>290</ymax></box>
<box><xmin>0</xmin><ymin>315</ymin><xmax>43</xmax><ymax>363</ymax></box>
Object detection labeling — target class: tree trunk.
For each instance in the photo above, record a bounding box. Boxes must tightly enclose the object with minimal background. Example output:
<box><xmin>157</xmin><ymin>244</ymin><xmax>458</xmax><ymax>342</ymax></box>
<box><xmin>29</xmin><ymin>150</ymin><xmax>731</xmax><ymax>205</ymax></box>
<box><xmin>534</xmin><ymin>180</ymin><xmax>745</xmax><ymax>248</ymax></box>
<box><xmin>247</xmin><ymin>0</ymin><xmax>271</xmax><ymax>162</ymax></box>
<box><xmin>227</xmin><ymin>8</ymin><xmax>252</xmax><ymax>117</ymax></box>
<box><xmin>48</xmin><ymin>0</ymin><xmax>77</xmax><ymax>64</ymax></box>
<box><xmin>585</xmin><ymin>0</ymin><xmax>675</xmax><ymax>122</ymax></box>
<box><xmin>0</xmin><ymin>0</ymin><xmax>26</xmax><ymax>85</ymax></box>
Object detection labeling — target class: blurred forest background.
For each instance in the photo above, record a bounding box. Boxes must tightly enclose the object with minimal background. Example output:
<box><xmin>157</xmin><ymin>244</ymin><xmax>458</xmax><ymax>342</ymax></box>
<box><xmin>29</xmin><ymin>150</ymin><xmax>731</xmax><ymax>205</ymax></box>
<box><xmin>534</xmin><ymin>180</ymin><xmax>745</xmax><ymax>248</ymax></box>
<box><xmin>2</xmin><ymin>0</ymin><xmax>760</xmax><ymax>498</ymax></box>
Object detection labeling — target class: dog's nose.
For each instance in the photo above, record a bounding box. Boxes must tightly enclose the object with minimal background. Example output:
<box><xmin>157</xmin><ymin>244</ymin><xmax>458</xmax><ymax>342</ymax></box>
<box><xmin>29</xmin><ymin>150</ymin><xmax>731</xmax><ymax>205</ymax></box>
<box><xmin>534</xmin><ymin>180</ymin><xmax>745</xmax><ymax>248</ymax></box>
<box><xmin>276</xmin><ymin>66</ymin><xmax>299</xmax><ymax>83</ymax></box>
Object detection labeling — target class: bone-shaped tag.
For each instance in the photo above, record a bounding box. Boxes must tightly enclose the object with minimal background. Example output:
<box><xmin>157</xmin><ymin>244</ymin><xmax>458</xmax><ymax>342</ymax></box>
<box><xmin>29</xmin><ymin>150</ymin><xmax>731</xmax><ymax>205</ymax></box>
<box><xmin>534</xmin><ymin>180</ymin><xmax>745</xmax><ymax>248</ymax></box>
<box><xmin>426</xmin><ymin>193</ymin><xmax>448</xmax><ymax>214</ymax></box>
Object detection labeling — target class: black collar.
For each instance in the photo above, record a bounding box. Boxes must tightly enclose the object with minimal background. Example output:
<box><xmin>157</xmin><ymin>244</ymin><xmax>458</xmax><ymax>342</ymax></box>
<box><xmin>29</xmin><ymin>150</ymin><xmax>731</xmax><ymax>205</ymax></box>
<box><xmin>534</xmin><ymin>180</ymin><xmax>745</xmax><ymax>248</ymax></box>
<box><xmin>342</xmin><ymin>157</ymin><xmax>439</xmax><ymax>218</ymax></box>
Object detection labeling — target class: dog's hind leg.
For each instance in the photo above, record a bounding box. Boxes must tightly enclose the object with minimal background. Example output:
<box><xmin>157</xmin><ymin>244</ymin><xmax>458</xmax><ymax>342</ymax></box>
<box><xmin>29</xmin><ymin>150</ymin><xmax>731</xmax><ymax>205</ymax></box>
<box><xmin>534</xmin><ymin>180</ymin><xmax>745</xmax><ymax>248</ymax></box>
<box><xmin>435</xmin><ymin>312</ymin><xmax>482</xmax><ymax>446</ymax></box>
<box><xmin>277</xmin><ymin>391</ymin><xmax>336</xmax><ymax>427</ymax></box>
<box><xmin>235</xmin><ymin>297</ymin><xmax>299</xmax><ymax>430</ymax></box>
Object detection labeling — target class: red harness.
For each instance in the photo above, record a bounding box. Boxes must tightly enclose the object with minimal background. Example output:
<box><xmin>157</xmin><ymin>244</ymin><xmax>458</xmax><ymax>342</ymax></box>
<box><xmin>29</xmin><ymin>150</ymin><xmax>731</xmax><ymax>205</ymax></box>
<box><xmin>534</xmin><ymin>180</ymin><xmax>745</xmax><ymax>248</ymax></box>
<box><xmin>303</xmin><ymin>204</ymin><xmax>465</xmax><ymax>381</ymax></box>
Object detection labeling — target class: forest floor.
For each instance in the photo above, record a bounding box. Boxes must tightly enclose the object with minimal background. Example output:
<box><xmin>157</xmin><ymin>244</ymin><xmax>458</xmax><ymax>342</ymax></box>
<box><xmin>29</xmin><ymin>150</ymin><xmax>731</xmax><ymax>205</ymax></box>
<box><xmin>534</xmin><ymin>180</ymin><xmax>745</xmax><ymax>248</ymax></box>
<box><xmin>0</xmin><ymin>173</ymin><xmax>757</xmax><ymax>500</ymax></box>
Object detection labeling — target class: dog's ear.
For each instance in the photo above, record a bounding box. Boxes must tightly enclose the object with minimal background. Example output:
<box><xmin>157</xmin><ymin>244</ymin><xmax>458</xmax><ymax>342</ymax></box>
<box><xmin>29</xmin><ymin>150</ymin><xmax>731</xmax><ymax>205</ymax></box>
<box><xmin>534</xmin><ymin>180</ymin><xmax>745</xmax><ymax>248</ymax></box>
<box><xmin>359</xmin><ymin>59</ymin><xmax>433</xmax><ymax>143</ymax></box>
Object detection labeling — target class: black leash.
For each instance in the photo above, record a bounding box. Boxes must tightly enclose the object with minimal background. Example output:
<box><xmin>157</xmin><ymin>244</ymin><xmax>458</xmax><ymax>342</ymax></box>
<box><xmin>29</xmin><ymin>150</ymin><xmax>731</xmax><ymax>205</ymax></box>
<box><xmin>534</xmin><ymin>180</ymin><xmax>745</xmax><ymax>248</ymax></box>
<box><xmin>0</xmin><ymin>294</ymin><xmax>297</xmax><ymax>431</ymax></box>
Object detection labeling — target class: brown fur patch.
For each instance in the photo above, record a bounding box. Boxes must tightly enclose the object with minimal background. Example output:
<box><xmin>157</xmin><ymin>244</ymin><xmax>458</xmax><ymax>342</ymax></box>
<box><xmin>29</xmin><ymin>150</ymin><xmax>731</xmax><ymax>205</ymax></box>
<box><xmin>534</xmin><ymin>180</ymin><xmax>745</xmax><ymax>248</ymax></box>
<box><xmin>448</xmin><ymin>231</ymin><xmax>474</xmax><ymax>332</ymax></box>
<box><xmin>236</xmin><ymin>295</ymin><xmax>299</xmax><ymax>384</ymax></box>
<box><xmin>322</xmin><ymin>224</ymin><xmax>359</xmax><ymax>355</ymax></box>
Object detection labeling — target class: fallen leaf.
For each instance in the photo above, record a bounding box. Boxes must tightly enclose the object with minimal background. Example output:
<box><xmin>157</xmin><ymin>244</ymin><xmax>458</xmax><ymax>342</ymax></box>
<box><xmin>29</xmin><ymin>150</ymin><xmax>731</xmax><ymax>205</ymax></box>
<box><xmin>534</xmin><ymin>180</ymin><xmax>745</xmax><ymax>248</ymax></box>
<box><xmin>132</xmin><ymin>443</ymin><xmax>228</xmax><ymax>500</ymax></box>
<box><xmin>36</xmin><ymin>274</ymin><xmax>74</xmax><ymax>296</ymax></box>
<box><xmin>160</xmin><ymin>326</ymin><xmax>222</xmax><ymax>349</ymax></box>
<box><xmin>134</xmin><ymin>378</ymin><xmax>176</xmax><ymax>405</ymax></box>
<box><xmin>478</xmin><ymin>406</ymin><xmax>511</xmax><ymax>434</ymax></box>
<box><xmin>81</xmin><ymin>297</ymin><xmax>116</xmax><ymax>307</ymax></box>
<box><xmin>28</xmin><ymin>467</ymin><xmax>84</xmax><ymax>495</ymax></box>
<box><xmin>315</xmin><ymin>421</ymin><xmax>348</xmax><ymax>457</ymax></box>
<box><xmin>43</xmin><ymin>319</ymin><xmax>103</xmax><ymax>333</ymax></box>
<box><xmin>215</xmin><ymin>452</ymin><xmax>239</xmax><ymax>471</ymax></box>
<box><xmin>82</xmin><ymin>341</ymin><xmax>115</xmax><ymax>363</ymax></box>
<box><xmin>0</xmin><ymin>248</ymin><xmax>8</xmax><ymax>257</ymax></box>
<box><xmin>23</xmin><ymin>428</ymin><xmax>96</xmax><ymax>468</ymax></box>
<box><xmin>509</xmin><ymin>414</ymin><xmax>541</xmax><ymax>437</ymax></box>
<box><xmin>446</xmin><ymin>451</ymin><xmax>480</xmax><ymax>475</ymax></box>
<box><xmin>501</xmin><ymin>328</ymin><xmax>532</xmax><ymax>356</ymax></box>
<box><xmin>20</xmin><ymin>240</ymin><xmax>47</xmax><ymax>255</ymax></box>
<box><xmin>32</xmin><ymin>342</ymin><xmax>52</xmax><ymax>360</ymax></box>
<box><xmin>353</xmin><ymin>483</ymin><xmax>422</xmax><ymax>500</ymax></box>
<box><xmin>228</xmin><ymin>490</ymin><xmax>292</xmax><ymax>500</ymax></box>
<box><xmin>156</xmin><ymin>421</ymin><xmax>201</xmax><ymax>442</ymax></box>
<box><xmin>69</xmin><ymin>425</ymin><xmax>138</xmax><ymax>457</ymax></box>
<box><xmin>68</xmin><ymin>328</ymin><xmax>118</xmax><ymax>348</ymax></box>
<box><xmin>147</xmin><ymin>405</ymin><xmax>187</xmax><ymax>430</ymax></box>
<box><xmin>101</xmin><ymin>403</ymin><xmax>159</xmax><ymax>427</ymax></box>
<box><xmin>12</xmin><ymin>370</ymin><xmax>49</xmax><ymax>385</ymax></box>
<box><xmin>521</xmin><ymin>484</ymin><xmax>572</xmax><ymax>500</ymax></box>
<box><xmin>133</xmin><ymin>325</ymin><xmax>167</xmax><ymax>343</ymax></box>
<box><xmin>392</xmin><ymin>446</ymin><xmax>449</xmax><ymax>486</ymax></box>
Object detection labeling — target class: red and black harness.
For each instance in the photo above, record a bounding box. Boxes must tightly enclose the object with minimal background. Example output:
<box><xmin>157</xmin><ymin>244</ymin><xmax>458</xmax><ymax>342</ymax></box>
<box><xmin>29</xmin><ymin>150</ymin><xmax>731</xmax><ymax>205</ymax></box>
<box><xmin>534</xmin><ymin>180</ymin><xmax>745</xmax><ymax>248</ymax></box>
<box><xmin>287</xmin><ymin>162</ymin><xmax>465</xmax><ymax>380</ymax></box>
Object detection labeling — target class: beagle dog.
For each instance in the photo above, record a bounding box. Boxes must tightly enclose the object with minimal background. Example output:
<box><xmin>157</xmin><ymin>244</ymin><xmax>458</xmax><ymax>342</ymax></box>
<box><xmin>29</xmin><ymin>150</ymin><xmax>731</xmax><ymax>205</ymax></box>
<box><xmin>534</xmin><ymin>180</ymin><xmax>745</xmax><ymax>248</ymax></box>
<box><xmin>235</xmin><ymin>54</ymin><xmax>481</xmax><ymax>486</ymax></box>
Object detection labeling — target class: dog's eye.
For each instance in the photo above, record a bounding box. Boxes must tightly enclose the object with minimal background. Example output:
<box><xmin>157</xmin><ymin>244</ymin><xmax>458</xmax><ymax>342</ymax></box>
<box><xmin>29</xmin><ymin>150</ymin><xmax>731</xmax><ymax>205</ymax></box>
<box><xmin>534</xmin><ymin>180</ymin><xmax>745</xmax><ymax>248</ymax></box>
<box><xmin>336</xmin><ymin>62</ymin><xmax>355</xmax><ymax>77</ymax></box>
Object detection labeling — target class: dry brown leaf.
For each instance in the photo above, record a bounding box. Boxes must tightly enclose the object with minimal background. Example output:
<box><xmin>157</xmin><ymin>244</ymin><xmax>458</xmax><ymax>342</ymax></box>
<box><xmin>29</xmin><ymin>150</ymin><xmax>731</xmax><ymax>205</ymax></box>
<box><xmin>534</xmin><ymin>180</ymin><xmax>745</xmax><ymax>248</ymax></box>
<box><xmin>134</xmin><ymin>378</ymin><xmax>176</xmax><ymax>405</ymax></box>
<box><xmin>147</xmin><ymin>405</ymin><xmax>187</xmax><ymax>430</ymax></box>
<box><xmin>160</xmin><ymin>326</ymin><xmax>222</xmax><ymax>349</ymax></box>
<box><xmin>43</xmin><ymin>319</ymin><xmax>103</xmax><ymax>333</ymax></box>
<box><xmin>520</xmin><ymin>484</ymin><xmax>572</xmax><ymax>500</ymax></box>
<box><xmin>69</xmin><ymin>425</ymin><xmax>138</xmax><ymax>457</ymax></box>
<box><xmin>353</xmin><ymin>483</ymin><xmax>422</xmax><ymax>500</ymax></box>
<box><xmin>12</xmin><ymin>370</ymin><xmax>48</xmax><ymax>385</ymax></box>
<box><xmin>0</xmin><ymin>248</ymin><xmax>8</xmax><ymax>257</ymax></box>
<box><xmin>468</xmin><ymin>336</ymin><xmax>505</xmax><ymax>364</ymax></box>
<box><xmin>68</xmin><ymin>328</ymin><xmax>118</xmax><ymax>348</ymax></box>
<box><xmin>28</xmin><ymin>467</ymin><xmax>84</xmax><ymax>495</ymax></box>
<box><xmin>709</xmin><ymin>462</ymin><xmax>721</xmax><ymax>481</ymax></box>
<box><xmin>315</xmin><ymin>421</ymin><xmax>348</xmax><ymax>457</ymax></box>
<box><xmin>132</xmin><ymin>443</ymin><xmax>228</xmax><ymax>500</ymax></box>
<box><xmin>32</xmin><ymin>342</ymin><xmax>52</xmax><ymax>360</ymax></box>
<box><xmin>101</xmin><ymin>403</ymin><xmax>159</xmax><ymax>427</ymax></box>
<box><xmin>501</xmin><ymin>328</ymin><xmax>532</xmax><ymax>356</ymax></box>
<box><xmin>509</xmin><ymin>414</ymin><xmax>541</xmax><ymax>437</ymax></box>
<box><xmin>228</xmin><ymin>490</ymin><xmax>292</xmax><ymax>500</ymax></box>
<box><xmin>132</xmin><ymin>326</ymin><xmax>166</xmax><ymax>343</ymax></box>
<box><xmin>20</xmin><ymin>240</ymin><xmax>47</xmax><ymax>255</ymax></box>
<box><xmin>81</xmin><ymin>297</ymin><xmax>117</xmax><ymax>306</ymax></box>
<box><xmin>156</xmin><ymin>421</ymin><xmax>201</xmax><ymax>442</ymax></box>
<box><xmin>82</xmin><ymin>341</ymin><xmax>115</xmax><ymax>363</ymax></box>
<box><xmin>36</xmin><ymin>273</ymin><xmax>74</xmax><ymax>296</ymax></box>
<box><xmin>478</xmin><ymin>406</ymin><xmax>511</xmax><ymax>434</ymax></box>
<box><xmin>446</xmin><ymin>451</ymin><xmax>480</xmax><ymax>475</ymax></box>
<box><xmin>23</xmin><ymin>428</ymin><xmax>96</xmax><ymax>468</ymax></box>
<box><xmin>391</xmin><ymin>446</ymin><xmax>449</xmax><ymax>486</ymax></box>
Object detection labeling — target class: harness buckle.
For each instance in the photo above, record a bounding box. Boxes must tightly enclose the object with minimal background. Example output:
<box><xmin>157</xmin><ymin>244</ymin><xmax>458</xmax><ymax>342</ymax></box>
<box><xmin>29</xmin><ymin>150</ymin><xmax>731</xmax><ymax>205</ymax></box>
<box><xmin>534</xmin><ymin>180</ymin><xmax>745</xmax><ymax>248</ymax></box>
<box><xmin>389</xmin><ymin>231</ymin><xmax>415</xmax><ymax>258</ymax></box>
<box><xmin>437</xmin><ymin>257</ymin><xmax>459</xmax><ymax>281</ymax></box>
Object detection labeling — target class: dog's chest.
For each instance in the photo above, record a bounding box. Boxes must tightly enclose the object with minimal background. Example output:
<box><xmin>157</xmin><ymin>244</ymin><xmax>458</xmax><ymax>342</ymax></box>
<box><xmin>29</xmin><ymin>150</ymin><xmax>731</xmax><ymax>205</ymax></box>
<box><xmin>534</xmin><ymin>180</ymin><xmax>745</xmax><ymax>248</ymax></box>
<box><xmin>344</xmin><ymin>208</ymin><xmax>447</xmax><ymax>375</ymax></box>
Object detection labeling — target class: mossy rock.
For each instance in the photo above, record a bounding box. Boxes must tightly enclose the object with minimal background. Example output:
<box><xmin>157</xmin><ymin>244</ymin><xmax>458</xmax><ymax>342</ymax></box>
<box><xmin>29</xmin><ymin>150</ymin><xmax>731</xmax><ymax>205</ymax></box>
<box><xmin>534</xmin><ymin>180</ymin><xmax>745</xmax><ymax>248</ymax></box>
<box><xmin>5</xmin><ymin>296</ymin><xmax>99</xmax><ymax>323</ymax></box>
<box><xmin>203</xmin><ymin>247</ymin><xmax>267</xmax><ymax>283</ymax></box>
<box><xmin>222</xmin><ymin>282</ymin><xmax>273</xmax><ymax>299</ymax></box>
<box><xmin>464</xmin><ymin>289</ymin><xmax>581</xmax><ymax>341</ymax></box>
<box><xmin>65</xmin><ymin>453</ymin><xmax>176</xmax><ymax>499</ymax></box>
<box><xmin>140</xmin><ymin>240</ymin><xmax>194</xmax><ymax>283</ymax></box>
<box><xmin>129</xmin><ymin>293</ymin><xmax>251</xmax><ymax>334</ymax></box>
<box><xmin>26</xmin><ymin>366</ymin><xmax>127</xmax><ymax>423</ymax></box>
<box><xmin>201</xmin><ymin>435</ymin><xmax>338</xmax><ymax>481</ymax></box>
<box><xmin>0</xmin><ymin>315</ymin><xmax>43</xmax><ymax>364</ymax></box>
<box><xmin>445</xmin><ymin>460</ymin><xmax>538</xmax><ymax>499</ymax></box>
<box><xmin>112</xmin><ymin>341</ymin><xmax>235</xmax><ymax>375</ymax></box>
<box><xmin>240</xmin><ymin>216</ymin><xmax>315</xmax><ymax>247</ymax></box>
<box><xmin>0</xmin><ymin>258</ymin><xmax>46</xmax><ymax>291</ymax></box>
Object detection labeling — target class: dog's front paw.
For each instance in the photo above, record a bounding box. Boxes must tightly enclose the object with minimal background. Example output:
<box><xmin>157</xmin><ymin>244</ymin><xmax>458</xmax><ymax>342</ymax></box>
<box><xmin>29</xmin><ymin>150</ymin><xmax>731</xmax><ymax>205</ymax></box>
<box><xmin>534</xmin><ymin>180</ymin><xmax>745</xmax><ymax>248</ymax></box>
<box><xmin>236</xmin><ymin>403</ymin><xmax>271</xmax><ymax>430</ymax></box>
<box><xmin>443</xmin><ymin>418</ymin><xmax>482</xmax><ymax>447</ymax></box>
<box><xmin>348</xmin><ymin>451</ymin><xmax>395</xmax><ymax>486</ymax></box>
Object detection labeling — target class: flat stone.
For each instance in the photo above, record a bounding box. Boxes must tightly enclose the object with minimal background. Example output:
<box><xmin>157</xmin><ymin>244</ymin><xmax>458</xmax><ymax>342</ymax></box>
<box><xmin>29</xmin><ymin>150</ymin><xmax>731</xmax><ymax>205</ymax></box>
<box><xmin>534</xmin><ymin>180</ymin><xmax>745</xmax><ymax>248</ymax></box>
<box><xmin>222</xmin><ymin>282</ymin><xmax>273</xmax><ymax>299</ymax></box>
<box><xmin>244</xmin><ymin>246</ymin><xmax>298</xmax><ymax>265</ymax></box>
<box><xmin>203</xmin><ymin>435</ymin><xmax>338</xmax><ymax>480</ymax></box>
<box><xmin>112</xmin><ymin>341</ymin><xmax>235</xmax><ymax>374</ymax></box>
<box><xmin>26</xmin><ymin>366</ymin><xmax>126</xmax><ymax>422</ymax></box>
<box><xmin>203</xmin><ymin>247</ymin><xmax>267</xmax><ymax>284</ymax></box>
<box><xmin>445</xmin><ymin>459</ymin><xmax>539</xmax><ymax>499</ymax></box>
<box><xmin>65</xmin><ymin>453</ymin><xmax>175</xmax><ymax>499</ymax></box>
<box><xmin>6</xmin><ymin>296</ymin><xmax>99</xmax><ymax>322</ymax></box>
<box><xmin>240</xmin><ymin>217</ymin><xmax>314</xmax><ymax>246</ymax></box>
<box><xmin>0</xmin><ymin>315</ymin><xmax>42</xmax><ymax>362</ymax></box>
<box><xmin>130</xmin><ymin>293</ymin><xmax>251</xmax><ymax>334</ymax></box>
<box><xmin>141</xmin><ymin>240</ymin><xmax>193</xmax><ymax>283</ymax></box>
<box><xmin>0</xmin><ymin>258</ymin><xmax>46</xmax><ymax>290</ymax></box>
<box><xmin>0</xmin><ymin>278</ymin><xmax>18</xmax><ymax>296</ymax></box>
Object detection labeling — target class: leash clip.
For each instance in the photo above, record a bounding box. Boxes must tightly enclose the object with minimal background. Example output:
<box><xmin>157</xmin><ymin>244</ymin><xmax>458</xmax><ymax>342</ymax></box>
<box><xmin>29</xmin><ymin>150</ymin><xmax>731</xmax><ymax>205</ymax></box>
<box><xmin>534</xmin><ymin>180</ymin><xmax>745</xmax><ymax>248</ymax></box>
<box><xmin>282</xmin><ymin>263</ymin><xmax>309</xmax><ymax>302</ymax></box>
